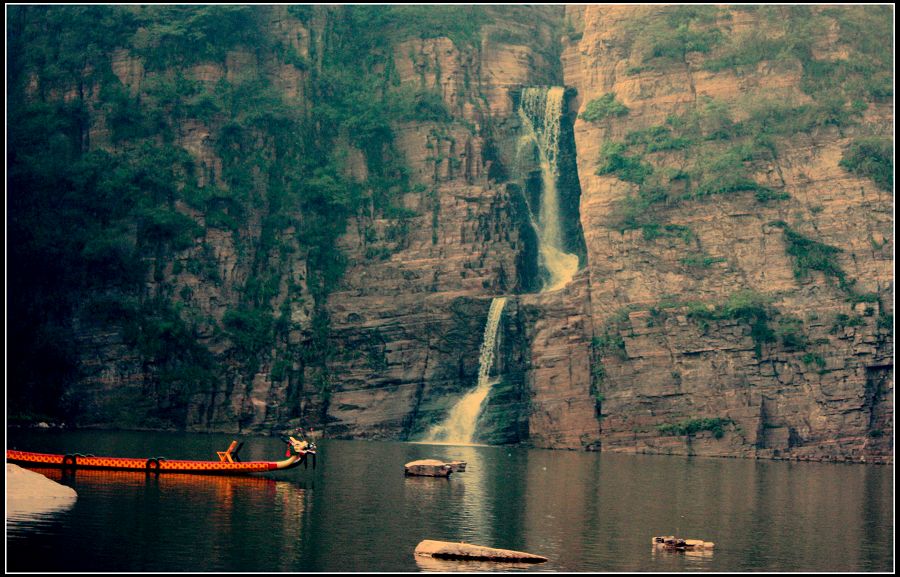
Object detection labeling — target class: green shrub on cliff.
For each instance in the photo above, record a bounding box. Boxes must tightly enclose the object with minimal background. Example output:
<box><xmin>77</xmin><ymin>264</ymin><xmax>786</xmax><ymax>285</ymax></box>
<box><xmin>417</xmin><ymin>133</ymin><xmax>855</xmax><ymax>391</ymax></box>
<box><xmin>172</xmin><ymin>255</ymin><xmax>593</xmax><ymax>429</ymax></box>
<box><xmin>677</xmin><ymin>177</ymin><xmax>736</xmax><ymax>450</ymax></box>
<box><xmin>657</xmin><ymin>417</ymin><xmax>733</xmax><ymax>439</ymax></box>
<box><xmin>680</xmin><ymin>254</ymin><xmax>726</xmax><ymax>268</ymax></box>
<box><xmin>611</xmin><ymin>184</ymin><xmax>668</xmax><ymax>232</ymax></box>
<box><xmin>687</xmin><ymin>146</ymin><xmax>779</xmax><ymax>199</ymax></box>
<box><xmin>595</xmin><ymin>142</ymin><xmax>652</xmax><ymax>183</ymax></box>
<box><xmin>358</xmin><ymin>5</ymin><xmax>492</xmax><ymax>47</ymax></box>
<box><xmin>580</xmin><ymin>94</ymin><xmax>629</xmax><ymax>123</ymax></box>
<box><xmin>703</xmin><ymin>31</ymin><xmax>795</xmax><ymax>72</ymax></box>
<box><xmin>641</xmin><ymin>223</ymin><xmax>694</xmax><ymax>243</ymax></box>
<box><xmin>630</xmin><ymin>5</ymin><xmax>723</xmax><ymax>67</ymax></box>
<box><xmin>625</xmin><ymin>125</ymin><xmax>692</xmax><ymax>152</ymax></box>
<box><xmin>769</xmin><ymin>222</ymin><xmax>856</xmax><ymax>295</ymax></box>
<box><xmin>687</xmin><ymin>290</ymin><xmax>775</xmax><ymax>356</ymax></box>
<box><xmin>132</xmin><ymin>6</ymin><xmax>272</xmax><ymax>70</ymax></box>
<box><xmin>802</xmin><ymin>352</ymin><xmax>826</xmax><ymax>368</ymax></box>
<box><xmin>775</xmin><ymin>316</ymin><xmax>809</xmax><ymax>350</ymax></box>
<box><xmin>391</xmin><ymin>87</ymin><xmax>451</xmax><ymax>122</ymax></box>
<box><xmin>840</xmin><ymin>138</ymin><xmax>893</xmax><ymax>192</ymax></box>
<box><xmin>650</xmin><ymin>25</ymin><xmax>722</xmax><ymax>60</ymax></box>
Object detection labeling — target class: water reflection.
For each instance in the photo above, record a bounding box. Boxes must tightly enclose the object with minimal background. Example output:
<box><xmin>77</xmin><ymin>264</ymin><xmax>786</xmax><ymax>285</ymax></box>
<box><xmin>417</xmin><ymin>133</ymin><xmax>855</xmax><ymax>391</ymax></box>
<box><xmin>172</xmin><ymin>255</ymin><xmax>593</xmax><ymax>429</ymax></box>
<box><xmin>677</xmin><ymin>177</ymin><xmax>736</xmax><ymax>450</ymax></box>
<box><xmin>6</xmin><ymin>431</ymin><xmax>894</xmax><ymax>573</ymax></box>
<box><xmin>414</xmin><ymin>555</ymin><xmax>545</xmax><ymax>573</ymax></box>
<box><xmin>7</xmin><ymin>464</ymin><xmax>313</xmax><ymax>572</ymax></box>
<box><xmin>31</xmin><ymin>466</ymin><xmax>281</xmax><ymax>493</ymax></box>
<box><xmin>650</xmin><ymin>543</ymin><xmax>715</xmax><ymax>572</ymax></box>
<box><xmin>405</xmin><ymin>444</ymin><xmax>495</xmax><ymax>544</ymax></box>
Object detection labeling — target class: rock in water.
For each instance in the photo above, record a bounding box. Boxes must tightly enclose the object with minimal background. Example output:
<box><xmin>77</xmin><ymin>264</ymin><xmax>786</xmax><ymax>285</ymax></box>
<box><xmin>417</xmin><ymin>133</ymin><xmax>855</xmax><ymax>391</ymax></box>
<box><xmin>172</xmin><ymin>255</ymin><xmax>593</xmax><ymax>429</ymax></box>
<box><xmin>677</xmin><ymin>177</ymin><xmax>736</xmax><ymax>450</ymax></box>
<box><xmin>652</xmin><ymin>536</ymin><xmax>715</xmax><ymax>550</ymax></box>
<box><xmin>7</xmin><ymin>464</ymin><xmax>77</xmax><ymax>521</ymax></box>
<box><xmin>414</xmin><ymin>539</ymin><xmax>548</xmax><ymax>563</ymax></box>
<box><xmin>447</xmin><ymin>460</ymin><xmax>467</xmax><ymax>472</ymax></box>
<box><xmin>404</xmin><ymin>459</ymin><xmax>452</xmax><ymax>477</ymax></box>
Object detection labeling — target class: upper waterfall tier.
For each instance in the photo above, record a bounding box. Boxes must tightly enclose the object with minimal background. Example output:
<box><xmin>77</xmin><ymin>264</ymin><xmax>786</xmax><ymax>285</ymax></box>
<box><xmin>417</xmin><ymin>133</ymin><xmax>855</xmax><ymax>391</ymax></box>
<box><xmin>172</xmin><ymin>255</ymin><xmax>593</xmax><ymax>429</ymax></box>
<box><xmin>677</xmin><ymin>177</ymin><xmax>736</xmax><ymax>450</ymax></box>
<box><xmin>517</xmin><ymin>86</ymin><xmax>579</xmax><ymax>293</ymax></box>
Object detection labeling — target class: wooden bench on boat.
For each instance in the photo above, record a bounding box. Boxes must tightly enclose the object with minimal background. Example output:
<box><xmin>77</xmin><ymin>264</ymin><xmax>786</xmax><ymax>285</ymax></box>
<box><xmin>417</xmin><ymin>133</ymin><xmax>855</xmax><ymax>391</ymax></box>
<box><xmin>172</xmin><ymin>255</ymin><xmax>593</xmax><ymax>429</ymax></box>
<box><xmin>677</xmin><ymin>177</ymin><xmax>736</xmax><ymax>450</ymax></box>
<box><xmin>216</xmin><ymin>440</ymin><xmax>244</xmax><ymax>463</ymax></box>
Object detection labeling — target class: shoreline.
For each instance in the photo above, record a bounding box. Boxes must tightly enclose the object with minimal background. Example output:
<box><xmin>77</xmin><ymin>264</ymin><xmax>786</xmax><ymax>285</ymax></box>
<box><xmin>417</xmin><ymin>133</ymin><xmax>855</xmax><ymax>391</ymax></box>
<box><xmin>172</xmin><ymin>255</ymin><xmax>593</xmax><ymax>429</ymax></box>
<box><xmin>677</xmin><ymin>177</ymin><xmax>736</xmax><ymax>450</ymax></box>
<box><xmin>9</xmin><ymin>424</ymin><xmax>892</xmax><ymax>466</ymax></box>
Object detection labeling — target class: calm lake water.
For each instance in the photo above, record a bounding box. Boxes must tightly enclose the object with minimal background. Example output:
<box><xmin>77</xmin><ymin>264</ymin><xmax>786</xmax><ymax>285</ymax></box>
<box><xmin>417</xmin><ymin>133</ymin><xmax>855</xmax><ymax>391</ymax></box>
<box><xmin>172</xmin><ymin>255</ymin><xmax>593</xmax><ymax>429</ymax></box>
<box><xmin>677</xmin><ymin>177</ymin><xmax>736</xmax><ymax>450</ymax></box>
<box><xmin>6</xmin><ymin>430</ymin><xmax>894</xmax><ymax>572</ymax></box>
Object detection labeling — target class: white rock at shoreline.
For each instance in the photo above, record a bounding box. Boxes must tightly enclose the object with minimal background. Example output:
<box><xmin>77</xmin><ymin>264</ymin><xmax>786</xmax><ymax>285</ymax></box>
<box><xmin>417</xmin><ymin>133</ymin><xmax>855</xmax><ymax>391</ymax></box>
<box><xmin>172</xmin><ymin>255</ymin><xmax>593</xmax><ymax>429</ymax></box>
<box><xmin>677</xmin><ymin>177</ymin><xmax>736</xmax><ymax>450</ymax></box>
<box><xmin>7</xmin><ymin>464</ymin><xmax>78</xmax><ymax>520</ymax></box>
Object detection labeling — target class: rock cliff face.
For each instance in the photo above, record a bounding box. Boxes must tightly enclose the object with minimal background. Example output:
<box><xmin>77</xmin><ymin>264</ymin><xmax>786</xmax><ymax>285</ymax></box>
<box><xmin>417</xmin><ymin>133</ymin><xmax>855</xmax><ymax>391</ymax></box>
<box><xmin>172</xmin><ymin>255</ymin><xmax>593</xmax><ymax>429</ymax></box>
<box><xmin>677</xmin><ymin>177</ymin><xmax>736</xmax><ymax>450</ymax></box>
<box><xmin>32</xmin><ymin>6</ymin><xmax>568</xmax><ymax>443</ymax></box>
<box><xmin>322</xmin><ymin>8</ymin><xmax>565</xmax><ymax>441</ymax></box>
<box><xmin>560</xmin><ymin>5</ymin><xmax>892</xmax><ymax>462</ymax></box>
<box><xmin>11</xmin><ymin>5</ymin><xmax>892</xmax><ymax>463</ymax></box>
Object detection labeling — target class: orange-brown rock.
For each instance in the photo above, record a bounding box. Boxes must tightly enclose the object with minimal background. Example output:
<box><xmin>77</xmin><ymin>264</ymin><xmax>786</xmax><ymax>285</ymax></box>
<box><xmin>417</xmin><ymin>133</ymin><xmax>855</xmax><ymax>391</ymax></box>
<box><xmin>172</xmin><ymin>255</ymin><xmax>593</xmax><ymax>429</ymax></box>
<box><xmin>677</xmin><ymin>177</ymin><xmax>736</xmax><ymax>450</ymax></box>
<box><xmin>414</xmin><ymin>539</ymin><xmax>548</xmax><ymax>563</ymax></box>
<box><xmin>42</xmin><ymin>6</ymin><xmax>890</xmax><ymax>463</ymax></box>
<box><xmin>561</xmin><ymin>5</ymin><xmax>892</xmax><ymax>463</ymax></box>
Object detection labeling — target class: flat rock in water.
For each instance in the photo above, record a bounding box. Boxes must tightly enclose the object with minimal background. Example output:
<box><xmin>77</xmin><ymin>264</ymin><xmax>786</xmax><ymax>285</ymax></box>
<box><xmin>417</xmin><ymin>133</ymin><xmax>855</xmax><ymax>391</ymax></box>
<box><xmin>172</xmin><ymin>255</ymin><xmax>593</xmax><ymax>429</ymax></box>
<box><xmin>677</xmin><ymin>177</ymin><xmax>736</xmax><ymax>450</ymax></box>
<box><xmin>404</xmin><ymin>459</ymin><xmax>452</xmax><ymax>477</ymax></box>
<box><xmin>415</xmin><ymin>539</ymin><xmax>548</xmax><ymax>563</ymax></box>
<box><xmin>7</xmin><ymin>464</ymin><xmax>78</xmax><ymax>520</ymax></box>
<box><xmin>652</xmin><ymin>536</ymin><xmax>715</xmax><ymax>549</ymax></box>
<box><xmin>447</xmin><ymin>460</ymin><xmax>467</xmax><ymax>472</ymax></box>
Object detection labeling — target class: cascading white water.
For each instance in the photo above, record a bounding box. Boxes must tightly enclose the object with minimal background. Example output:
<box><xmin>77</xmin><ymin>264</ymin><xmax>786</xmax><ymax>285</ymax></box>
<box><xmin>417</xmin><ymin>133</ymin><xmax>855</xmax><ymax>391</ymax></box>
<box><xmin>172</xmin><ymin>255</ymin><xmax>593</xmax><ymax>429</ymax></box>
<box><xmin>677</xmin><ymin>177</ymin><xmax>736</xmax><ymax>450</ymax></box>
<box><xmin>423</xmin><ymin>297</ymin><xmax>507</xmax><ymax>445</ymax></box>
<box><xmin>517</xmin><ymin>86</ymin><xmax>580</xmax><ymax>293</ymax></box>
<box><xmin>421</xmin><ymin>88</ymin><xmax>577</xmax><ymax>445</ymax></box>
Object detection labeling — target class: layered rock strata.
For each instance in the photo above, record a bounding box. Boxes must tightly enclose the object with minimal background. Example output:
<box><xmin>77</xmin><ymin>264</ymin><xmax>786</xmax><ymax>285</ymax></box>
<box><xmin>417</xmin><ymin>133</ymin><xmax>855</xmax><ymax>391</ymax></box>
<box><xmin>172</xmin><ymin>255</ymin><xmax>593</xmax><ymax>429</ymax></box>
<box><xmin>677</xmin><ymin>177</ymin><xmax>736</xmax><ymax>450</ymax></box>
<box><xmin>561</xmin><ymin>5</ymin><xmax>893</xmax><ymax>462</ymax></box>
<box><xmin>18</xmin><ymin>6</ymin><xmax>891</xmax><ymax>463</ymax></box>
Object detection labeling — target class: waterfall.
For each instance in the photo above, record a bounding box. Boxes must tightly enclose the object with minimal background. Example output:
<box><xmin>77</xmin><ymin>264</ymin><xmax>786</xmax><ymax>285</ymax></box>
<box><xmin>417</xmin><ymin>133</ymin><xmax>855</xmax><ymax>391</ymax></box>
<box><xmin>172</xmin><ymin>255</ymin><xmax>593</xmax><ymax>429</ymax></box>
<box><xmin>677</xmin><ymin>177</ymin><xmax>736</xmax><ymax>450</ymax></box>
<box><xmin>517</xmin><ymin>86</ymin><xmax>580</xmax><ymax>293</ymax></box>
<box><xmin>423</xmin><ymin>297</ymin><xmax>507</xmax><ymax>444</ymax></box>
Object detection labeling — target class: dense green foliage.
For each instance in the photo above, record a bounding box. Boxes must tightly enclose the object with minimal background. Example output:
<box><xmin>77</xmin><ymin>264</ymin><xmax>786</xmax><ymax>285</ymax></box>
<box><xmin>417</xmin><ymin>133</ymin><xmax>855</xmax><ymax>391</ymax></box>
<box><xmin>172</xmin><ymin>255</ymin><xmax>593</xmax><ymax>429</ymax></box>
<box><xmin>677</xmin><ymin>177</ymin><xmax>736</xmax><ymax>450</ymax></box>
<box><xmin>604</xmin><ymin>5</ymin><xmax>892</xmax><ymax>251</ymax></box>
<box><xmin>769</xmin><ymin>221</ymin><xmax>879</xmax><ymax>304</ymax></box>
<box><xmin>771</xmin><ymin>222</ymin><xmax>846</xmax><ymax>286</ymax></box>
<box><xmin>579</xmin><ymin>94</ymin><xmax>629</xmax><ymax>123</ymax></box>
<box><xmin>7</xmin><ymin>5</ymin><xmax>495</xmax><ymax>423</ymax></box>
<box><xmin>595</xmin><ymin>142</ymin><xmax>652</xmax><ymax>184</ymax></box>
<box><xmin>658</xmin><ymin>417</ymin><xmax>733</xmax><ymax>439</ymax></box>
<box><xmin>629</xmin><ymin>5</ymin><xmax>724</xmax><ymax>68</ymax></box>
<box><xmin>840</xmin><ymin>138</ymin><xmax>893</xmax><ymax>192</ymax></box>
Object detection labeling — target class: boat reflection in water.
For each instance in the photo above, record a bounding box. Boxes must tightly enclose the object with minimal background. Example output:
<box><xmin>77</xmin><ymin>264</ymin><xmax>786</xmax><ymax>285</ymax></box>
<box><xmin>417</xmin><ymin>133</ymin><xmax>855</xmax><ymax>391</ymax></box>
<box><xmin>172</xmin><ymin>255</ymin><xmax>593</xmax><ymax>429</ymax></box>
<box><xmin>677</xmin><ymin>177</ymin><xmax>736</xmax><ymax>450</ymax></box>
<box><xmin>28</xmin><ymin>466</ymin><xmax>311</xmax><ymax>508</ymax></box>
<box><xmin>29</xmin><ymin>466</ymin><xmax>280</xmax><ymax>493</ymax></box>
<box><xmin>12</xmin><ymin>465</ymin><xmax>312</xmax><ymax>572</ymax></box>
<box><xmin>7</xmin><ymin>468</ymin><xmax>314</xmax><ymax>571</ymax></box>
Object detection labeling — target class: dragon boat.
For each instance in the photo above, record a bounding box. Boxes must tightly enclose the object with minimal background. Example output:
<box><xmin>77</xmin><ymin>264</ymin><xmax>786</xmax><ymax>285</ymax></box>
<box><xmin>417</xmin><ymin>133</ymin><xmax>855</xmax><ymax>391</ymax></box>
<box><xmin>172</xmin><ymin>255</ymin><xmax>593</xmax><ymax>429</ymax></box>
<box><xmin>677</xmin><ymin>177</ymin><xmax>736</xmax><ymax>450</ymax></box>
<box><xmin>6</xmin><ymin>436</ymin><xmax>316</xmax><ymax>476</ymax></box>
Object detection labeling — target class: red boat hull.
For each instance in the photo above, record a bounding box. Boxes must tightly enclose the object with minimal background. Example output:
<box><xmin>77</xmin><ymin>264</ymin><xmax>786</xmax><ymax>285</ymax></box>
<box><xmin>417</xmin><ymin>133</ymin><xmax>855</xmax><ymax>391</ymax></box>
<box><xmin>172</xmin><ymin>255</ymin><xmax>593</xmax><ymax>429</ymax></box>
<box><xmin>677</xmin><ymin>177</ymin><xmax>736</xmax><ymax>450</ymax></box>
<box><xmin>7</xmin><ymin>449</ymin><xmax>307</xmax><ymax>475</ymax></box>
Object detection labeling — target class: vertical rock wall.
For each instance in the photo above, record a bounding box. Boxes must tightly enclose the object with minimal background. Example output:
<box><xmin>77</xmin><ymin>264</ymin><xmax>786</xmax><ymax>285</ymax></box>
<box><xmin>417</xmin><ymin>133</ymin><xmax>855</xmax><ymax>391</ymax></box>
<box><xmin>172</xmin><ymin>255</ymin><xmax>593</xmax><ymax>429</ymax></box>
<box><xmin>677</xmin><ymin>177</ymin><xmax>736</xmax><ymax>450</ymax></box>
<box><xmin>30</xmin><ymin>6</ymin><xmax>891</xmax><ymax>463</ymax></box>
<box><xmin>559</xmin><ymin>5</ymin><xmax>893</xmax><ymax>462</ymax></box>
